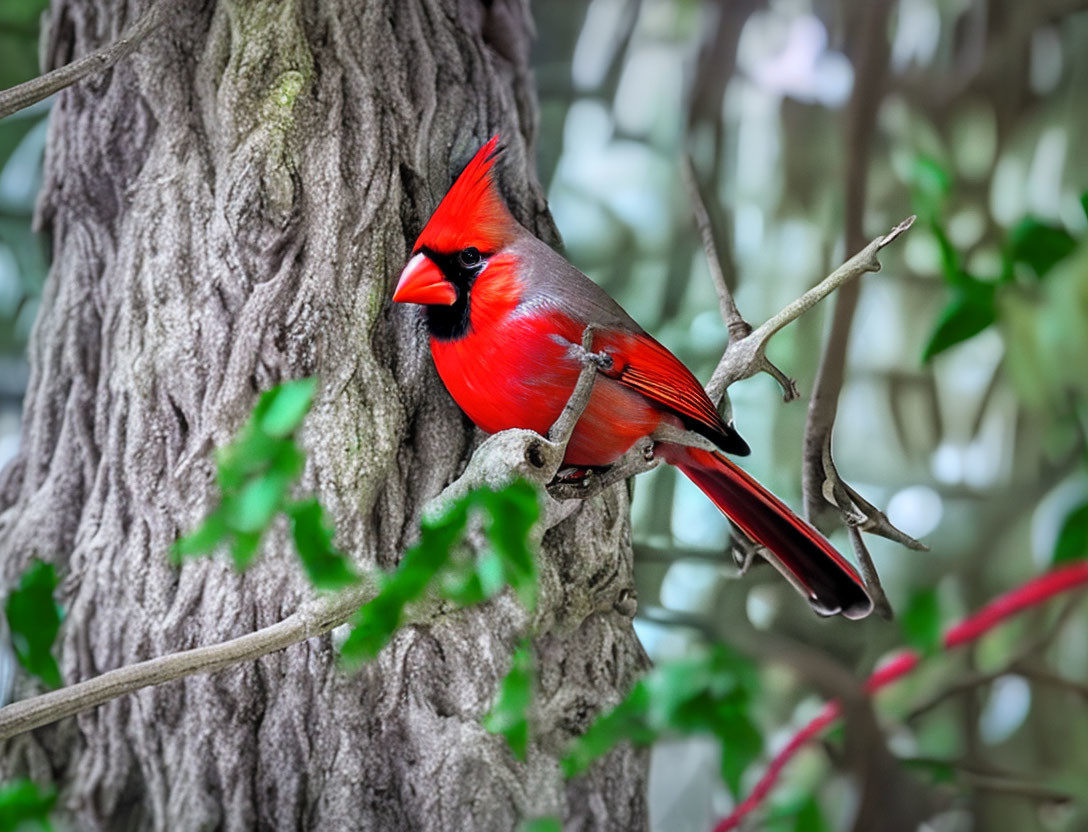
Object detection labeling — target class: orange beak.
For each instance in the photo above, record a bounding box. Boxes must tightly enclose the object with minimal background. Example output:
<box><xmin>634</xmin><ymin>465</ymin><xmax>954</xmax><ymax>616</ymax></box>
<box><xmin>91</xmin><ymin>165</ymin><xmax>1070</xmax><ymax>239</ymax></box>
<box><xmin>393</xmin><ymin>253</ymin><xmax>457</xmax><ymax>306</ymax></box>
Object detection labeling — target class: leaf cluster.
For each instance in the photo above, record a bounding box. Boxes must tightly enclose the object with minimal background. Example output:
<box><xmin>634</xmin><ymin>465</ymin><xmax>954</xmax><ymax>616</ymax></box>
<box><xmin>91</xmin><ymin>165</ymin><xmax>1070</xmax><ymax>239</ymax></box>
<box><xmin>911</xmin><ymin>155</ymin><xmax>1086</xmax><ymax>362</ymax></box>
<box><xmin>170</xmin><ymin>379</ymin><xmax>357</xmax><ymax>589</ymax></box>
<box><xmin>560</xmin><ymin>644</ymin><xmax>762</xmax><ymax>798</ymax></box>
<box><xmin>3</xmin><ymin>559</ymin><xmax>63</xmax><ymax>689</ymax></box>
<box><xmin>341</xmin><ymin>480</ymin><xmax>540</xmax><ymax>665</ymax></box>
<box><xmin>0</xmin><ymin>779</ymin><xmax>55</xmax><ymax>832</ymax></box>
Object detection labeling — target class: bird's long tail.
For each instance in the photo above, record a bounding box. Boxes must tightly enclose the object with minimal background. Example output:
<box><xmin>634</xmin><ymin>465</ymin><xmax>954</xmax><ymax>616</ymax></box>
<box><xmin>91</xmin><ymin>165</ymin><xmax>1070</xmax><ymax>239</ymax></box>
<box><xmin>658</xmin><ymin>444</ymin><xmax>873</xmax><ymax>620</ymax></box>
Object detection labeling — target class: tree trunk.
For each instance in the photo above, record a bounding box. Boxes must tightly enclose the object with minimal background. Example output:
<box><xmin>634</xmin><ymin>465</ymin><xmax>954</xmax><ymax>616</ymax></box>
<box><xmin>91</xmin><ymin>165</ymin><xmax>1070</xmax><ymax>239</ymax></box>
<box><xmin>0</xmin><ymin>1</ymin><xmax>649</xmax><ymax>829</ymax></box>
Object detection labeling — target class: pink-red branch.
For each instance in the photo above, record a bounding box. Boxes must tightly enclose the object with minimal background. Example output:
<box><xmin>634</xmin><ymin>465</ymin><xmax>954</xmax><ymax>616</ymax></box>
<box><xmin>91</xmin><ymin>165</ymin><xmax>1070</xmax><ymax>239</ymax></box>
<box><xmin>713</xmin><ymin>560</ymin><xmax>1088</xmax><ymax>832</ymax></box>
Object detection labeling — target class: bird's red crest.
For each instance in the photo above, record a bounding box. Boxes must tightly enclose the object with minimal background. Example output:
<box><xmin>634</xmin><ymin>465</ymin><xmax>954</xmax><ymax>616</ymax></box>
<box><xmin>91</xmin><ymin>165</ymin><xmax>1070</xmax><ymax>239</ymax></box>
<box><xmin>414</xmin><ymin>135</ymin><xmax>516</xmax><ymax>254</ymax></box>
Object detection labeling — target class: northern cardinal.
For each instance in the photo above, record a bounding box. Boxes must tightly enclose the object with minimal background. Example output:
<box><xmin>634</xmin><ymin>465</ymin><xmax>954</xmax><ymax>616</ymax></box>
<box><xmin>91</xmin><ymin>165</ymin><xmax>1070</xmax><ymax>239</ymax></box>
<box><xmin>393</xmin><ymin>137</ymin><xmax>872</xmax><ymax>620</ymax></box>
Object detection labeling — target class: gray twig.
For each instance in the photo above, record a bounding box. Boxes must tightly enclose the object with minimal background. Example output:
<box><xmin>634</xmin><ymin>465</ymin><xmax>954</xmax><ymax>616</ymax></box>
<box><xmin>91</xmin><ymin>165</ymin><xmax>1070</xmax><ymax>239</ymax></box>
<box><xmin>0</xmin><ymin>0</ymin><xmax>172</xmax><ymax>121</ymax></box>
<box><xmin>704</xmin><ymin>215</ymin><xmax>915</xmax><ymax>407</ymax></box>
<box><xmin>0</xmin><ymin>579</ymin><xmax>381</xmax><ymax>741</ymax></box>
<box><xmin>548</xmin><ymin>325</ymin><xmax>605</xmax><ymax>446</ymax></box>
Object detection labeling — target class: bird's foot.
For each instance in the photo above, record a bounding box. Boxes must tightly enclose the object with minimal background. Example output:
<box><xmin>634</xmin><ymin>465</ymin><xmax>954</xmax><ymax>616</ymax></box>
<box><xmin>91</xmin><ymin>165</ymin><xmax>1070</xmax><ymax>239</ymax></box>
<box><xmin>550</xmin><ymin>464</ymin><xmax>611</xmax><ymax>487</ymax></box>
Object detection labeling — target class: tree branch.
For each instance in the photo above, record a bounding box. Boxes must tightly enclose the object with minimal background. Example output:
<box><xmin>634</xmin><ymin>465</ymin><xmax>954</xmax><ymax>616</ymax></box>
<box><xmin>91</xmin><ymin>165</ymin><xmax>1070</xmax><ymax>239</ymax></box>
<box><xmin>0</xmin><ymin>0</ymin><xmax>171</xmax><ymax>121</ymax></box>
<box><xmin>703</xmin><ymin>216</ymin><xmax>915</xmax><ymax>407</ymax></box>
<box><xmin>0</xmin><ymin>580</ymin><xmax>377</xmax><ymax>742</ymax></box>
<box><xmin>712</xmin><ymin>560</ymin><xmax>1088</xmax><ymax>832</ymax></box>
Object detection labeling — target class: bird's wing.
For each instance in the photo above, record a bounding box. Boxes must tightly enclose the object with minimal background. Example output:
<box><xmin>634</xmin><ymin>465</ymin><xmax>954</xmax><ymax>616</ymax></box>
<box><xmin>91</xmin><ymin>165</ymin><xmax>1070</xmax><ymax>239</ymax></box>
<box><xmin>511</xmin><ymin>230</ymin><xmax>749</xmax><ymax>455</ymax></box>
<box><xmin>605</xmin><ymin>332</ymin><xmax>750</xmax><ymax>456</ymax></box>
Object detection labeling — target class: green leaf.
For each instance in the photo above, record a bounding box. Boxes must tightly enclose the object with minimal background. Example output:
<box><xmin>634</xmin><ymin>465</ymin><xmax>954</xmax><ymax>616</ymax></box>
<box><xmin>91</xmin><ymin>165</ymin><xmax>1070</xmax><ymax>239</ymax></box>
<box><xmin>1008</xmin><ymin>218</ymin><xmax>1076</xmax><ymax>280</ymax></box>
<box><xmin>174</xmin><ymin>382</ymin><xmax>312</xmax><ymax>572</ymax></box>
<box><xmin>561</xmin><ymin>645</ymin><xmax>761</xmax><ymax>790</ymax></box>
<box><xmin>0</xmin><ymin>779</ymin><xmax>55</xmax><ymax>832</ymax></box>
<box><xmin>484</xmin><ymin>638</ymin><xmax>535</xmax><ymax>760</ymax></box>
<box><xmin>1080</xmin><ymin>191</ymin><xmax>1088</xmax><ymax>223</ymax></box>
<box><xmin>901</xmin><ymin>756</ymin><xmax>958</xmax><ymax>784</ymax></box>
<box><xmin>340</xmin><ymin>501</ymin><xmax>472</xmax><ymax>666</ymax></box>
<box><xmin>171</xmin><ymin>510</ymin><xmax>229</xmax><ymax>561</ymax></box>
<box><xmin>340</xmin><ymin>481</ymin><xmax>541</xmax><ymax>668</ymax></box>
<box><xmin>258</xmin><ymin>378</ymin><xmax>317</xmax><ymax>437</ymax></box>
<box><xmin>4</xmin><ymin>561</ymin><xmax>63</xmax><ymax>689</ymax></box>
<box><xmin>1053</xmin><ymin>501</ymin><xmax>1088</xmax><ymax>565</ymax></box>
<box><xmin>910</xmin><ymin>155</ymin><xmax>951</xmax><ymax>220</ymax></box>
<box><xmin>224</xmin><ymin>473</ymin><xmax>291</xmax><ymax>534</ymax></box>
<box><xmin>518</xmin><ymin>819</ymin><xmax>562</xmax><ymax>832</ymax></box>
<box><xmin>286</xmin><ymin>500</ymin><xmax>358</xmax><ymax>590</ymax></box>
<box><xmin>901</xmin><ymin>587</ymin><xmax>941</xmax><ymax>653</ymax></box>
<box><xmin>561</xmin><ymin>685</ymin><xmax>656</xmax><ymax>778</ymax></box>
<box><xmin>791</xmin><ymin>796</ymin><xmax>832</xmax><ymax>832</ymax></box>
<box><xmin>478</xmin><ymin>480</ymin><xmax>540</xmax><ymax>610</ymax></box>
<box><xmin>229</xmin><ymin>530</ymin><xmax>263</xmax><ymax>570</ymax></box>
<box><xmin>922</xmin><ymin>284</ymin><xmax>997</xmax><ymax>362</ymax></box>
<box><xmin>929</xmin><ymin>222</ymin><xmax>965</xmax><ymax>287</ymax></box>
<box><xmin>717</xmin><ymin>706</ymin><xmax>762</xmax><ymax>798</ymax></box>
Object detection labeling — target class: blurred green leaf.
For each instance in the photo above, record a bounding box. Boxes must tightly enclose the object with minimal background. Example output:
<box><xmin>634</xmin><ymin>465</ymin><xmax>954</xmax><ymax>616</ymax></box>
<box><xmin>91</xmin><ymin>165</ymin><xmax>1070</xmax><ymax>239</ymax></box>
<box><xmin>483</xmin><ymin>638</ymin><xmax>534</xmax><ymax>760</ymax></box>
<box><xmin>340</xmin><ymin>500</ymin><xmax>469</xmax><ymax>665</ymax></box>
<box><xmin>0</xmin><ymin>112</ymin><xmax>43</xmax><ymax>177</ymax></box>
<box><xmin>170</xmin><ymin>510</ymin><xmax>228</xmax><ymax>561</ymax></box>
<box><xmin>901</xmin><ymin>588</ymin><xmax>941</xmax><ymax>653</ymax></box>
<box><xmin>922</xmin><ymin>283</ymin><xmax>997</xmax><ymax>362</ymax></box>
<box><xmin>0</xmin><ymin>779</ymin><xmax>55</xmax><ymax>832</ymax></box>
<box><xmin>286</xmin><ymin>499</ymin><xmax>358</xmax><ymax>590</ymax></box>
<box><xmin>1053</xmin><ymin>501</ymin><xmax>1088</xmax><ymax>565</ymax></box>
<box><xmin>4</xmin><ymin>560</ymin><xmax>63</xmax><ymax>689</ymax></box>
<box><xmin>901</xmin><ymin>756</ymin><xmax>958</xmax><ymax>785</ymax></box>
<box><xmin>1080</xmin><ymin>191</ymin><xmax>1088</xmax><ymax>223</ymax></box>
<box><xmin>173</xmin><ymin>380</ymin><xmax>313</xmax><ymax>569</ymax></box>
<box><xmin>340</xmin><ymin>480</ymin><xmax>540</xmax><ymax>667</ymax></box>
<box><xmin>477</xmin><ymin>480</ymin><xmax>540</xmax><ymax>611</ymax></box>
<box><xmin>225</xmin><ymin>472</ymin><xmax>292</xmax><ymax>534</ymax></box>
<box><xmin>791</xmin><ymin>795</ymin><xmax>832</xmax><ymax>832</ymax></box>
<box><xmin>518</xmin><ymin>819</ymin><xmax>561</xmax><ymax>832</ymax></box>
<box><xmin>1008</xmin><ymin>218</ymin><xmax>1076</xmax><ymax>280</ymax></box>
<box><xmin>258</xmin><ymin>378</ymin><xmax>317</xmax><ymax>437</ymax></box>
<box><xmin>562</xmin><ymin>645</ymin><xmax>761</xmax><ymax>796</ymax></box>
<box><xmin>0</xmin><ymin>0</ymin><xmax>50</xmax><ymax>27</ymax></box>
<box><xmin>910</xmin><ymin>155</ymin><xmax>951</xmax><ymax>220</ymax></box>
<box><xmin>930</xmin><ymin>222</ymin><xmax>966</xmax><ymax>287</ymax></box>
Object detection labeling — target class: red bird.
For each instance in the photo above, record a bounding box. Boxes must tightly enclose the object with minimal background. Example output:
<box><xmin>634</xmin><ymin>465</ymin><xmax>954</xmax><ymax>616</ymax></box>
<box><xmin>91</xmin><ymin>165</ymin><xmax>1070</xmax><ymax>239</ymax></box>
<box><xmin>393</xmin><ymin>137</ymin><xmax>872</xmax><ymax>620</ymax></box>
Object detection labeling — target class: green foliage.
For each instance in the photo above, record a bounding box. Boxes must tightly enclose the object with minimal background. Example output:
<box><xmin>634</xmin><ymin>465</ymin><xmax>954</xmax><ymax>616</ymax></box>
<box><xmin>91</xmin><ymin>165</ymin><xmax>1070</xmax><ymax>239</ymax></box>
<box><xmin>900</xmin><ymin>587</ymin><xmax>942</xmax><ymax>653</ymax></box>
<box><xmin>340</xmin><ymin>479</ymin><xmax>541</xmax><ymax>666</ymax></box>
<box><xmin>0</xmin><ymin>779</ymin><xmax>55</xmax><ymax>832</ymax></box>
<box><xmin>909</xmin><ymin>155</ymin><xmax>952</xmax><ymax>221</ymax></box>
<box><xmin>285</xmin><ymin>500</ymin><xmax>359</xmax><ymax>590</ymax></box>
<box><xmin>763</xmin><ymin>794</ymin><xmax>832</xmax><ymax>832</ymax></box>
<box><xmin>1053</xmin><ymin>501</ymin><xmax>1088</xmax><ymax>565</ymax></box>
<box><xmin>172</xmin><ymin>379</ymin><xmax>322</xmax><ymax>570</ymax></box>
<box><xmin>483</xmin><ymin>638</ymin><xmax>535</xmax><ymax>760</ymax></box>
<box><xmin>561</xmin><ymin>645</ymin><xmax>761</xmax><ymax>797</ymax></box>
<box><xmin>4</xmin><ymin>560</ymin><xmax>63</xmax><ymax>689</ymax></box>
<box><xmin>912</xmin><ymin>155</ymin><xmax>1084</xmax><ymax>364</ymax></box>
<box><xmin>518</xmin><ymin>819</ymin><xmax>562</xmax><ymax>832</ymax></box>
<box><xmin>921</xmin><ymin>280</ymin><xmax>997</xmax><ymax>362</ymax></box>
<box><xmin>1008</xmin><ymin>218</ymin><xmax>1077</xmax><ymax>281</ymax></box>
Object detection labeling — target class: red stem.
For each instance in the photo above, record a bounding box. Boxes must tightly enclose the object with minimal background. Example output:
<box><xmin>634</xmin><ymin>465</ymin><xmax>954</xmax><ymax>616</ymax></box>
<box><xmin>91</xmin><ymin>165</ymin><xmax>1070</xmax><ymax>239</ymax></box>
<box><xmin>712</xmin><ymin>560</ymin><xmax>1088</xmax><ymax>832</ymax></box>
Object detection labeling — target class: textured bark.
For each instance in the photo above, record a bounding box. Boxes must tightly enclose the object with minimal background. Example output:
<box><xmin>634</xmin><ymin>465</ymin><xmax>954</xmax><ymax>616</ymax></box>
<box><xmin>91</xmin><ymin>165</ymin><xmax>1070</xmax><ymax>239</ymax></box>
<box><xmin>0</xmin><ymin>1</ymin><xmax>649</xmax><ymax>829</ymax></box>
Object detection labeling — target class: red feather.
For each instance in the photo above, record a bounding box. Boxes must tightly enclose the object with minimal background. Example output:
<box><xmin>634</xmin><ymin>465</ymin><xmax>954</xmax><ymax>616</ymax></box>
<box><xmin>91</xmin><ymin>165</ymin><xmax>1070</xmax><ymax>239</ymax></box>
<box><xmin>414</xmin><ymin>135</ymin><xmax>517</xmax><ymax>256</ymax></box>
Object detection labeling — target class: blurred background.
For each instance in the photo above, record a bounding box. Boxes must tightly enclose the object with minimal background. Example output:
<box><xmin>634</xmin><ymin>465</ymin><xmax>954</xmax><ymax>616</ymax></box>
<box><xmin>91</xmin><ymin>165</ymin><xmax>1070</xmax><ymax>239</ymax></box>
<box><xmin>2</xmin><ymin>0</ymin><xmax>1087</xmax><ymax>830</ymax></box>
<box><xmin>532</xmin><ymin>0</ymin><xmax>1088</xmax><ymax>830</ymax></box>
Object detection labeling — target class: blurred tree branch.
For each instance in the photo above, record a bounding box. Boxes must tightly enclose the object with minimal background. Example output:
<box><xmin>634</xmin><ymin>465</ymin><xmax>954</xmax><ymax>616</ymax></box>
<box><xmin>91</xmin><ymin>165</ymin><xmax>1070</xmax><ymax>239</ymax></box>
<box><xmin>0</xmin><ymin>0</ymin><xmax>171</xmax><ymax>120</ymax></box>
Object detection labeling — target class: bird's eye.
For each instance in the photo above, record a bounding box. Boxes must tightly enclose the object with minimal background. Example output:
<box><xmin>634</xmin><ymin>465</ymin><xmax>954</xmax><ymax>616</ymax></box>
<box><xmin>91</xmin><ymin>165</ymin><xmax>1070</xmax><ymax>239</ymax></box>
<box><xmin>458</xmin><ymin>247</ymin><xmax>482</xmax><ymax>268</ymax></box>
